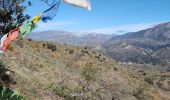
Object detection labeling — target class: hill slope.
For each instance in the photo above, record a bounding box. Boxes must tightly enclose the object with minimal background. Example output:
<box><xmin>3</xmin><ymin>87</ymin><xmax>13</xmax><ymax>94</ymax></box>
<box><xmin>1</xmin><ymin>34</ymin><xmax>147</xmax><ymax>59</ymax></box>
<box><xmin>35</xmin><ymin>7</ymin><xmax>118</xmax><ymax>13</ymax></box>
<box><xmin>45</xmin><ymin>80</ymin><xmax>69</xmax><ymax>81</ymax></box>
<box><xmin>0</xmin><ymin>39</ymin><xmax>169</xmax><ymax>100</ymax></box>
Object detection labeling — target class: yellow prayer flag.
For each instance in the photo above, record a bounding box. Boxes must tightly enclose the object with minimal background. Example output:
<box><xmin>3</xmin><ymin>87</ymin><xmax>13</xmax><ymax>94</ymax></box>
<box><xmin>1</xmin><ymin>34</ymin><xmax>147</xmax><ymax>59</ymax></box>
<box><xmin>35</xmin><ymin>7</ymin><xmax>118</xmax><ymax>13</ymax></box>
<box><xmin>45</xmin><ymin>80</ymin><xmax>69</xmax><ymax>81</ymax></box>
<box><xmin>32</xmin><ymin>16</ymin><xmax>41</xmax><ymax>24</ymax></box>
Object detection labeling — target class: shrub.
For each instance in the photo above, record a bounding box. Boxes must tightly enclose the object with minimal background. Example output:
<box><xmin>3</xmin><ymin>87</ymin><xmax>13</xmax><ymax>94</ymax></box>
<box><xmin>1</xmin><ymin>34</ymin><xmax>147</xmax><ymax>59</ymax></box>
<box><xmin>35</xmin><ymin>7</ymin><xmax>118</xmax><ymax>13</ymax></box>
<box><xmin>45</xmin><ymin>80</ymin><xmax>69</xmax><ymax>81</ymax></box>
<box><xmin>81</xmin><ymin>50</ymin><xmax>88</xmax><ymax>54</ymax></box>
<box><xmin>133</xmin><ymin>85</ymin><xmax>152</xmax><ymax>100</ymax></box>
<box><xmin>92</xmin><ymin>51</ymin><xmax>96</xmax><ymax>54</ymax></box>
<box><xmin>69</xmin><ymin>50</ymin><xmax>74</xmax><ymax>54</ymax></box>
<box><xmin>53</xmin><ymin>86</ymin><xmax>75</xmax><ymax>100</ymax></box>
<box><xmin>39</xmin><ymin>64</ymin><xmax>44</xmax><ymax>68</ymax></box>
<box><xmin>47</xmin><ymin>43</ymin><xmax>57</xmax><ymax>52</ymax></box>
<box><xmin>42</xmin><ymin>43</ymin><xmax>46</xmax><ymax>47</ymax></box>
<box><xmin>114</xmin><ymin>67</ymin><xmax>118</xmax><ymax>71</ymax></box>
<box><xmin>0</xmin><ymin>86</ymin><xmax>26</xmax><ymax>100</ymax></box>
<box><xmin>65</xmin><ymin>49</ymin><xmax>68</xmax><ymax>51</ymax></box>
<box><xmin>95</xmin><ymin>56</ymin><xmax>100</xmax><ymax>59</ymax></box>
<box><xmin>8</xmin><ymin>45</ymin><xmax>15</xmax><ymax>52</ymax></box>
<box><xmin>28</xmin><ymin>39</ymin><xmax>32</xmax><ymax>42</ymax></box>
<box><xmin>82</xmin><ymin>63</ymin><xmax>98</xmax><ymax>82</ymax></box>
<box><xmin>84</xmin><ymin>47</ymin><xmax>88</xmax><ymax>50</ymax></box>
<box><xmin>144</xmin><ymin>77</ymin><xmax>154</xmax><ymax>85</ymax></box>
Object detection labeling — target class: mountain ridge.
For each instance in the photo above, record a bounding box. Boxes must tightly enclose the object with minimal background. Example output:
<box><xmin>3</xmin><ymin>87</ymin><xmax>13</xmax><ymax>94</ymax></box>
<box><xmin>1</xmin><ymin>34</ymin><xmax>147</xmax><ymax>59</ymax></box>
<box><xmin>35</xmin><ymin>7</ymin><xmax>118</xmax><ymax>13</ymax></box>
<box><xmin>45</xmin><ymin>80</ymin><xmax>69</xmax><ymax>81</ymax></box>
<box><xmin>27</xmin><ymin>30</ymin><xmax>114</xmax><ymax>47</ymax></box>
<box><xmin>110</xmin><ymin>22</ymin><xmax>170</xmax><ymax>41</ymax></box>
<box><xmin>103</xmin><ymin>22</ymin><xmax>170</xmax><ymax>67</ymax></box>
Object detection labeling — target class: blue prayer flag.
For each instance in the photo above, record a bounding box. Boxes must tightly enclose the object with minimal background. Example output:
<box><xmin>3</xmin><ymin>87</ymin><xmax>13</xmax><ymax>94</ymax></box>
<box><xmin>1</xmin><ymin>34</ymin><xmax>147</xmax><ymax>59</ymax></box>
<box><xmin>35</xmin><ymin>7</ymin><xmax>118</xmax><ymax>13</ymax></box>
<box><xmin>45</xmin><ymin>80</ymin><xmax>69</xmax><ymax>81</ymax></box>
<box><xmin>41</xmin><ymin>1</ymin><xmax>61</xmax><ymax>22</ymax></box>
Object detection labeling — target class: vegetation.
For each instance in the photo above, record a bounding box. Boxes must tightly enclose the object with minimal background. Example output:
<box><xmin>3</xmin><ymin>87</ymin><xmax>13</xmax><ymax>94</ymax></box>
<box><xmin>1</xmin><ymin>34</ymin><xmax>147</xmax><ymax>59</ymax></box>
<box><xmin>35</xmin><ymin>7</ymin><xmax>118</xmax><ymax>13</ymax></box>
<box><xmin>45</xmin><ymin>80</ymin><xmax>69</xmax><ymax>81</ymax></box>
<box><xmin>144</xmin><ymin>76</ymin><xmax>154</xmax><ymax>85</ymax></box>
<box><xmin>104</xmin><ymin>39</ymin><xmax>170</xmax><ymax>67</ymax></box>
<box><xmin>102</xmin><ymin>22</ymin><xmax>170</xmax><ymax>68</ymax></box>
<box><xmin>47</xmin><ymin>43</ymin><xmax>57</xmax><ymax>51</ymax></box>
<box><xmin>133</xmin><ymin>84</ymin><xmax>153</xmax><ymax>100</ymax></box>
<box><xmin>82</xmin><ymin>63</ymin><xmax>99</xmax><ymax>82</ymax></box>
<box><xmin>0</xmin><ymin>39</ymin><xmax>169</xmax><ymax>99</ymax></box>
<box><xmin>0</xmin><ymin>0</ymin><xmax>56</xmax><ymax>34</ymax></box>
<box><xmin>0</xmin><ymin>0</ymin><xmax>30</xmax><ymax>34</ymax></box>
<box><xmin>0</xmin><ymin>86</ymin><xmax>26</xmax><ymax>100</ymax></box>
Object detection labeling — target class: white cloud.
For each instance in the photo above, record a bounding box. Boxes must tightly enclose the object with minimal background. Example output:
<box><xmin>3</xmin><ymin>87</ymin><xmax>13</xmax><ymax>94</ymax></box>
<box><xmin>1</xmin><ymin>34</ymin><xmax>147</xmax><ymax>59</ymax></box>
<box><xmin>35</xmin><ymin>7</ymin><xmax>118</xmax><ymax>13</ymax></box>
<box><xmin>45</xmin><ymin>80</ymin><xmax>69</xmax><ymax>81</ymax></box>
<box><xmin>33</xmin><ymin>21</ymin><xmax>163</xmax><ymax>35</ymax></box>
<box><xmin>83</xmin><ymin>22</ymin><xmax>160</xmax><ymax>35</ymax></box>
<box><xmin>33</xmin><ymin>21</ymin><xmax>76</xmax><ymax>32</ymax></box>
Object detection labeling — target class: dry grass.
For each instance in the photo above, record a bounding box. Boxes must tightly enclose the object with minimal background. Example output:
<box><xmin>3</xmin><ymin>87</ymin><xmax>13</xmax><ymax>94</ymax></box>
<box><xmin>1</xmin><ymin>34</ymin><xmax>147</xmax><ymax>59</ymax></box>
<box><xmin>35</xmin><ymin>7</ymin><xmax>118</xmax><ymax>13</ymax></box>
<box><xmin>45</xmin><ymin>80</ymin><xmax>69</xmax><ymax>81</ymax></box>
<box><xmin>0</xmin><ymin>39</ymin><xmax>169</xmax><ymax>100</ymax></box>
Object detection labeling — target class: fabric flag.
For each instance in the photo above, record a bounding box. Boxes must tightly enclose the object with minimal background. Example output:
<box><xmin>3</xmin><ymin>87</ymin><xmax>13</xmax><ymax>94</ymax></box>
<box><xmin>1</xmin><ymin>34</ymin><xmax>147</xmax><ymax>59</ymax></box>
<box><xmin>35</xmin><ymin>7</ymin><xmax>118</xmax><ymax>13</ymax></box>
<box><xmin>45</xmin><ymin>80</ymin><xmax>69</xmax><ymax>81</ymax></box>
<box><xmin>0</xmin><ymin>34</ymin><xmax>7</xmax><ymax>49</ymax></box>
<box><xmin>31</xmin><ymin>16</ymin><xmax>41</xmax><ymax>24</ymax></box>
<box><xmin>19</xmin><ymin>22</ymin><xmax>35</xmax><ymax>38</ymax></box>
<box><xmin>41</xmin><ymin>1</ymin><xmax>61</xmax><ymax>22</ymax></box>
<box><xmin>0</xmin><ymin>33</ymin><xmax>5</xmax><ymax>47</ymax></box>
<box><xmin>1</xmin><ymin>28</ymin><xmax>19</xmax><ymax>51</ymax></box>
<box><xmin>63</xmin><ymin>0</ymin><xmax>91</xmax><ymax>10</ymax></box>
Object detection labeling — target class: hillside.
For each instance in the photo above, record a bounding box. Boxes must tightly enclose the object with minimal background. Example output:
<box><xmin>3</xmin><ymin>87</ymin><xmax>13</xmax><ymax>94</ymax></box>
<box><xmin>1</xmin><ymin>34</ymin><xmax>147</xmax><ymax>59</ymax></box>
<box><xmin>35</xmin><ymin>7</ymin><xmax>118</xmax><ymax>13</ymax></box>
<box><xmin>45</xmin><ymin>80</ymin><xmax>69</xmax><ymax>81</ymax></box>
<box><xmin>0</xmin><ymin>39</ymin><xmax>169</xmax><ymax>100</ymax></box>
<box><xmin>103</xmin><ymin>22</ymin><xmax>170</xmax><ymax>68</ymax></box>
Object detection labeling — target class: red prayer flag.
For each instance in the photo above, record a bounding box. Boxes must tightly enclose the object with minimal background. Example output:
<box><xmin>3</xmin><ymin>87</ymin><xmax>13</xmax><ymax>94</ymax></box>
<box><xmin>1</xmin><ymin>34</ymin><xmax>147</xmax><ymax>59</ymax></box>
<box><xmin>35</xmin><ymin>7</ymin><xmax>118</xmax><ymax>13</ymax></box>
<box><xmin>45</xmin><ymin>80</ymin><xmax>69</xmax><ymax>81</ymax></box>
<box><xmin>1</xmin><ymin>28</ymin><xmax>19</xmax><ymax>51</ymax></box>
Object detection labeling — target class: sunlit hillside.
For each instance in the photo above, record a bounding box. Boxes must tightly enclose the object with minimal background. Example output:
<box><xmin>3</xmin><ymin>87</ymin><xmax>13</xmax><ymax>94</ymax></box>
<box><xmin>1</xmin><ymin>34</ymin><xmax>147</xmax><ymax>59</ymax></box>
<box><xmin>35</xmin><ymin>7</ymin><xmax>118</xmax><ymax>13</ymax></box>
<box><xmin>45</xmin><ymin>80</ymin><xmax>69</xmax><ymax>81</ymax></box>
<box><xmin>0</xmin><ymin>39</ymin><xmax>169</xmax><ymax>100</ymax></box>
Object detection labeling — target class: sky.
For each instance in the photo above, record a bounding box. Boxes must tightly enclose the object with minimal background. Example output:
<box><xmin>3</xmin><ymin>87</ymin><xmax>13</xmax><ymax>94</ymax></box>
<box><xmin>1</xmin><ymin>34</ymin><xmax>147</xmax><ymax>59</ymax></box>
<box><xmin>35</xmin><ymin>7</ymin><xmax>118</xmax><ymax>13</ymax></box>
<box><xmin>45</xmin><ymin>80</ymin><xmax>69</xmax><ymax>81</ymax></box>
<box><xmin>25</xmin><ymin>0</ymin><xmax>170</xmax><ymax>34</ymax></box>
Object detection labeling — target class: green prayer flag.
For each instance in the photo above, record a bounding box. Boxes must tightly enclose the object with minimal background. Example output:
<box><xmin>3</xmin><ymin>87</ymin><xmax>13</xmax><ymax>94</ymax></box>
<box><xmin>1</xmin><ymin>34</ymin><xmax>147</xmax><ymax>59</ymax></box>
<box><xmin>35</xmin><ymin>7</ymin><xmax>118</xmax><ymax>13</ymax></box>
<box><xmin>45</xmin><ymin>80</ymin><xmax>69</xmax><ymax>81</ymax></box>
<box><xmin>19</xmin><ymin>22</ymin><xmax>35</xmax><ymax>38</ymax></box>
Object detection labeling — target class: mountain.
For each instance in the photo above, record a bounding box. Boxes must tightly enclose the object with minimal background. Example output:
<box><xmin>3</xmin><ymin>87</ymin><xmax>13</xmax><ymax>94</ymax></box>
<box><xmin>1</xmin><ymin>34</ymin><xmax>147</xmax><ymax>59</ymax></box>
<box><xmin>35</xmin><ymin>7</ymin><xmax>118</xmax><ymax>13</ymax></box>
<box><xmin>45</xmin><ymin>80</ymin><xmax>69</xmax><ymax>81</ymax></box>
<box><xmin>27</xmin><ymin>30</ymin><xmax>114</xmax><ymax>47</ymax></box>
<box><xmin>112</xmin><ymin>22</ymin><xmax>170</xmax><ymax>41</ymax></box>
<box><xmin>1</xmin><ymin>39</ymin><xmax>170</xmax><ymax>100</ymax></box>
<box><xmin>103</xmin><ymin>22</ymin><xmax>170</xmax><ymax>68</ymax></box>
<box><xmin>27</xmin><ymin>30</ymin><xmax>78</xmax><ymax>44</ymax></box>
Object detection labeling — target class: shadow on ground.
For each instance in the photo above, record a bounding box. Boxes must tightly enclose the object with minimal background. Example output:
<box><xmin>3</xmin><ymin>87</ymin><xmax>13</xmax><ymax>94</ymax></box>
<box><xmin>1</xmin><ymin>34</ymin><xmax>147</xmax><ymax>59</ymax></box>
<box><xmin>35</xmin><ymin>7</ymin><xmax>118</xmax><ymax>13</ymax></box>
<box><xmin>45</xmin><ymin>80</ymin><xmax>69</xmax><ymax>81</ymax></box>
<box><xmin>0</xmin><ymin>61</ymin><xmax>15</xmax><ymax>87</ymax></box>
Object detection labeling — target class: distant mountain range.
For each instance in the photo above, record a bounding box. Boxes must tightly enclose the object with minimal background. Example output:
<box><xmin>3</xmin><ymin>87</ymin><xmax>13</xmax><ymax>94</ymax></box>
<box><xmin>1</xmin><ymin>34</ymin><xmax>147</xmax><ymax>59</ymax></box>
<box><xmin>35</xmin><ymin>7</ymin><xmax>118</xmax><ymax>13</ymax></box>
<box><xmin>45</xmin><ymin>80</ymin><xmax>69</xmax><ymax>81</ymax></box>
<box><xmin>112</xmin><ymin>22</ymin><xmax>170</xmax><ymax>41</ymax></box>
<box><xmin>28</xmin><ymin>22</ymin><xmax>170</xmax><ymax>68</ymax></box>
<box><xmin>103</xmin><ymin>22</ymin><xmax>170</xmax><ymax>67</ymax></box>
<box><xmin>27</xmin><ymin>30</ymin><xmax>114</xmax><ymax>49</ymax></box>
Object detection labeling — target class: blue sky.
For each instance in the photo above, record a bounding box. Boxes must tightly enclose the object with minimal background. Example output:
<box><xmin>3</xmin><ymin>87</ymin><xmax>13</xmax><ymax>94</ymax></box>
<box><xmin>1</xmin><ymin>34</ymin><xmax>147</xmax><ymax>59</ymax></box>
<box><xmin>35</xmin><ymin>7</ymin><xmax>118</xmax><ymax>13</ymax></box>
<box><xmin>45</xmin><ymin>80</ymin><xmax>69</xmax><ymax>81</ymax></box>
<box><xmin>25</xmin><ymin>0</ymin><xmax>170</xmax><ymax>34</ymax></box>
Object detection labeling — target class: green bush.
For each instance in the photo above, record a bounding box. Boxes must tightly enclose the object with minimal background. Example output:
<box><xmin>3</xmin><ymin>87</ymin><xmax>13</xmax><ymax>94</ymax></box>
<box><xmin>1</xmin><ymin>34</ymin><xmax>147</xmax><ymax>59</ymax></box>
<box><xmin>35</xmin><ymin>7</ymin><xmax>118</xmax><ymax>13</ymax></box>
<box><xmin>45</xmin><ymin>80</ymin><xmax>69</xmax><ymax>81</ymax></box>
<box><xmin>0</xmin><ymin>86</ymin><xmax>26</xmax><ymax>100</ymax></box>
<box><xmin>69</xmin><ymin>50</ymin><xmax>74</xmax><ymax>54</ymax></box>
<box><xmin>82</xmin><ymin>63</ymin><xmax>98</xmax><ymax>82</ymax></box>
<box><xmin>8</xmin><ymin>45</ymin><xmax>15</xmax><ymax>52</ymax></box>
<box><xmin>42</xmin><ymin>43</ymin><xmax>46</xmax><ymax>47</ymax></box>
<box><xmin>84</xmin><ymin>47</ymin><xmax>88</xmax><ymax>50</ymax></box>
<box><xmin>144</xmin><ymin>76</ymin><xmax>154</xmax><ymax>85</ymax></box>
<box><xmin>53</xmin><ymin>86</ymin><xmax>76</xmax><ymax>100</ymax></box>
<box><xmin>65</xmin><ymin>48</ymin><xmax>68</xmax><ymax>51</ymax></box>
<box><xmin>95</xmin><ymin>56</ymin><xmax>100</xmax><ymax>59</ymax></box>
<box><xmin>47</xmin><ymin>43</ymin><xmax>57</xmax><ymax>52</ymax></box>
<box><xmin>81</xmin><ymin>50</ymin><xmax>88</xmax><ymax>54</ymax></box>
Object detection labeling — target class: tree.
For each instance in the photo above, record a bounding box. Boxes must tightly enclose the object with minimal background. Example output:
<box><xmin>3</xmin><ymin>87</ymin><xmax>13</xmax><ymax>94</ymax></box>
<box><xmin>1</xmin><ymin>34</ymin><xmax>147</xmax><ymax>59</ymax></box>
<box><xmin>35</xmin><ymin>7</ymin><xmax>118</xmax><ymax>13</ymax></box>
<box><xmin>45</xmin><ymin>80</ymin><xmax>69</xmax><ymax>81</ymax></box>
<box><xmin>0</xmin><ymin>0</ymin><xmax>30</xmax><ymax>34</ymax></box>
<box><xmin>0</xmin><ymin>0</ymin><xmax>58</xmax><ymax>34</ymax></box>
